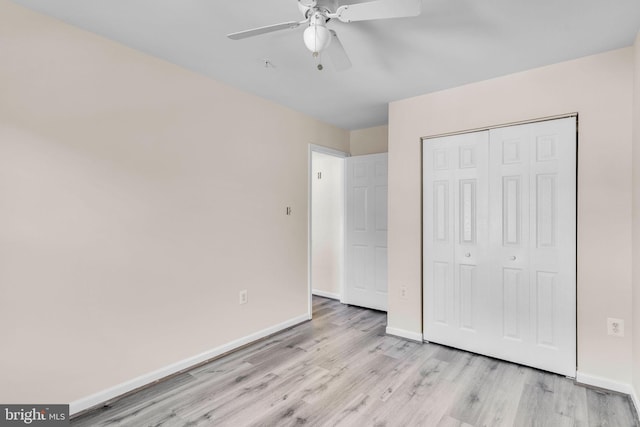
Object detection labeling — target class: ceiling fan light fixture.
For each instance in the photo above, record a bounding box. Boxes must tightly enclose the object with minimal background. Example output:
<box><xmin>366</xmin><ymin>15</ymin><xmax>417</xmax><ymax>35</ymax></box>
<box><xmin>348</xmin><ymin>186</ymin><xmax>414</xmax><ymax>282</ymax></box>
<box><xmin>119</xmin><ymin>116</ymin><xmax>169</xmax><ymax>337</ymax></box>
<box><xmin>303</xmin><ymin>22</ymin><xmax>331</xmax><ymax>54</ymax></box>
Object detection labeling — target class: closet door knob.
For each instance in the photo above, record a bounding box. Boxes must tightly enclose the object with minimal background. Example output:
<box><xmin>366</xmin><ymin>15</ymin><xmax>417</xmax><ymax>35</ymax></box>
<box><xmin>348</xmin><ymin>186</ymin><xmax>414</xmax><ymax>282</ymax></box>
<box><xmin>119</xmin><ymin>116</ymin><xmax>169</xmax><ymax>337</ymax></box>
<box><xmin>465</xmin><ymin>253</ymin><xmax>471</xmax><ymax>257</ymax></box>
<box><xmin>510</xmin><ymin>256</ymin><xmax>517</xmax><ymax>261</ymax></box>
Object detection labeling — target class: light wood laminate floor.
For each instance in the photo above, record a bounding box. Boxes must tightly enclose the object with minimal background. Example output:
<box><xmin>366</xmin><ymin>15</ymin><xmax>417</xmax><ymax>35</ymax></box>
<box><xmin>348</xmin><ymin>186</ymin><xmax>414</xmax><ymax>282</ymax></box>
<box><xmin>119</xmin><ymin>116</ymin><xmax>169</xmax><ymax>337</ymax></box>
<box><xmin>72</xmin><ymin>296</ymin><xmax>638</xmax><ymax>426</ymax></box>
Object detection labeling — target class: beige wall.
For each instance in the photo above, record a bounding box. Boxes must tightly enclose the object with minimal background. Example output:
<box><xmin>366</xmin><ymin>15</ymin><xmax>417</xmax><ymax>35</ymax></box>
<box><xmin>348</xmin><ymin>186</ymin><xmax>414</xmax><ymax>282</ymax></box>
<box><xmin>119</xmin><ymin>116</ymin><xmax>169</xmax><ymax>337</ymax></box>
<box><xmin>311</xmin><ymin>152</ymin><xmax>344</xmax><ymax>297</ymax></box>
<box><xmin>349</xmin><ymin>125</ymin><xmax>388</xmax><ymax>155</ymax></box>
<box><xmin>633</xmin><ymin>32</ymin><xmax>640</xmax><ymax>401</ymax></box>
<box><xmin>388</xmin><ymin>48</ymin><xmax>634</xmax><ymax>384</ymax></box>
<box><xmin>0</xmin><ymin>0</ymin><xmax>349</xmax><ymax>405</ymax></box>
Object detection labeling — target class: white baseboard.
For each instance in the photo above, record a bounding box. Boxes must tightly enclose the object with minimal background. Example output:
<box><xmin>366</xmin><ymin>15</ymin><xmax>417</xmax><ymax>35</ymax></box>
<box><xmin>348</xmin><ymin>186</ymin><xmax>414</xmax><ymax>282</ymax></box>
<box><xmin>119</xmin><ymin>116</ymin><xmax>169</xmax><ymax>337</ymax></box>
<box><xmin>385</xmin><ymin>326</ymin><xmax>423</xmax><ymax>342</ymax></box>
<box><xmin>575</xmin><ymin>371</ymin><xmax>633</xmax><ymax>395</ymax></box>
<box><xmin>312</xmin><ymin>289</ymin><xmax>341</xmax><ymax>300</ymax></box>
<box><xmin>70</xmin><ymin>313</ymin><xmax>309</xmax><ymax>416</ymax></box>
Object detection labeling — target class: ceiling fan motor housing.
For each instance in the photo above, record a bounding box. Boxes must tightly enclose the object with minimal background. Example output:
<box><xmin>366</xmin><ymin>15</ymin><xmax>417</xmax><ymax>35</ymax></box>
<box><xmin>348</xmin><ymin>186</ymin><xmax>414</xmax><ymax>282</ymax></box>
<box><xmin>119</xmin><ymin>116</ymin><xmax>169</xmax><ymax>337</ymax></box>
<box><xmin>298</xmin><ymin>0</ymin><xmax>317</xmax><ymax>8</ymax></box>
<box><xmin>298</xmin><ymin>0</ymin><xmax>338</xmax><ymax>18</ymax></box>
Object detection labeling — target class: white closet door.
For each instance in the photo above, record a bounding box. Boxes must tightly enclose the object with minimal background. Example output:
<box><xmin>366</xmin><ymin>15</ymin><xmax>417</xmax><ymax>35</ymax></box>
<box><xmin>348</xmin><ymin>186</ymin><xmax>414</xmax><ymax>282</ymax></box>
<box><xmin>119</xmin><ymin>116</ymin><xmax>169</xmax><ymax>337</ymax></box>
<box><xmin>423</xmin><ymin>117</ymin><xmax>576</xmax><ymax>377</ymax></box>
<box><xmin>488</xmin><ymin>118</ymin><xmax>576</xmax><ymax>376</ymax></box>
<box><xmin>423</xmin><ymin>131</ymin><xmax>490</xmax><ymax>349</ymax></box>
<box><xmin>345</xmin><ymin>153</ymin><xmax>388</xmax><ymax>311</ymax></box>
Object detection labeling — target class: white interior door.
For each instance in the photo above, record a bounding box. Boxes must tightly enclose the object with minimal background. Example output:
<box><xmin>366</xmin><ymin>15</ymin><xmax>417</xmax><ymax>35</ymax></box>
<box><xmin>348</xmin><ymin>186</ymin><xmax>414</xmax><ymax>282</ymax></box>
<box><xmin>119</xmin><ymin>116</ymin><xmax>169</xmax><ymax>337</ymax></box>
<box><xmin>345</xmin><ymin>153</ymin><xmax>388</xmax><ymax>311</ymax></box>
<box><xmin>423</xmin><ymin>117</ymin><xmax>576</xmax><ymax>377</ymax></box>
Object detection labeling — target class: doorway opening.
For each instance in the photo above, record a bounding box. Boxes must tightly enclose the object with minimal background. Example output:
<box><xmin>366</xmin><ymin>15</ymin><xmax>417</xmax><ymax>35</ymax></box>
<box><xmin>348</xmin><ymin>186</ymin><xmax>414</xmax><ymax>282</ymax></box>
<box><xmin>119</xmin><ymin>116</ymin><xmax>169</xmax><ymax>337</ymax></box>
<box><xmin>308</xmin><ymin>145</ymin><xmax>348</xmax><ymax>318</ymax></box>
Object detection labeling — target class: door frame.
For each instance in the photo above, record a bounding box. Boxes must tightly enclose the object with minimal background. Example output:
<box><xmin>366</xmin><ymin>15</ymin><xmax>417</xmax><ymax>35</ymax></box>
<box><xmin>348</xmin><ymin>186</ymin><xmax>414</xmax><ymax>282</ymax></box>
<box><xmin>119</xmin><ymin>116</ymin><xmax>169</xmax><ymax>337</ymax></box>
<box><xmin>308</xmin><ymin>144</ymin><xmax>350</xmax><ymax>319</ymax></box>
<box><xmin>420</xmin><ymin>113</ymin><xmax>578</xmax><ymax>375</ymax></box>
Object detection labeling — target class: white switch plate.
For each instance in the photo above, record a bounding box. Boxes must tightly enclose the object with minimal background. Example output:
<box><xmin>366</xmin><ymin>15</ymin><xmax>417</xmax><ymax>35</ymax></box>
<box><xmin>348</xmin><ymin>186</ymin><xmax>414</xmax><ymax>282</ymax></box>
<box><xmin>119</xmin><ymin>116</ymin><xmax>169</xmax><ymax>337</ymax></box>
<box><xmin>239</xmin><ymin>290</ymin><xmax>248</xmax><ymax>305</ymax></box>
<box><xmin>607</xmin><ymin>318</ymin><xmax>624</xmax><ymax>337</ymax></box>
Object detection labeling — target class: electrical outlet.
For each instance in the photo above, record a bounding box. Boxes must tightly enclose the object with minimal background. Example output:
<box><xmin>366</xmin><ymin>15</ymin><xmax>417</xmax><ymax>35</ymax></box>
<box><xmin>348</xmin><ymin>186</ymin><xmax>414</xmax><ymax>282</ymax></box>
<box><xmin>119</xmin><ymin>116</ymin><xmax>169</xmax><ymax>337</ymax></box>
<box><xmin>400</xmin><ymin>286</ymin><xmax>407</xmax><ymax>299</ymax></box>
<box><xmin>607</xmin><ymin>318</ymin><xmax>624</xmax><ymax>337</ymax></box>
<box><xmin>239</xmin><ymin>290</ymin><xmax>248</xmax><ymax>305</ymax></box>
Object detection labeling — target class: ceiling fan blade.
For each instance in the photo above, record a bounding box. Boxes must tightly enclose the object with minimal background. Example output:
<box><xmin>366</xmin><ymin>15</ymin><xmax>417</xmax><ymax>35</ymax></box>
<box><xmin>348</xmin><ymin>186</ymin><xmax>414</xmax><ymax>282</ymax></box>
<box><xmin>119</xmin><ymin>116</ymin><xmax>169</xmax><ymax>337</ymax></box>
<box><xmin>334</xmin><ymin>0</ymin><xmax>421</xmax><ymax>23</ymax></box>
<box><xmin>227</xmin><ymin>21</ymin><xmax>304</xmax><ymax>40</ymax></box>
<box><xmin>326</xmin><ymin>30</ymin><xmax>352</xmax><ymax>71</ymax></box>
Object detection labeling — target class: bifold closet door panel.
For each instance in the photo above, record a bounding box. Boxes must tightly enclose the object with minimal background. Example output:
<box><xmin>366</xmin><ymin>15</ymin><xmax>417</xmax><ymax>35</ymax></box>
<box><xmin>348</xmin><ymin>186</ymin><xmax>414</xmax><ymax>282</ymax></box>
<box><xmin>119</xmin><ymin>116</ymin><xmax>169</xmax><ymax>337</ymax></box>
<box><xmin>423</xmin><ymin>131</ymin><xmax>491</xmax><ymax>351</ymax></box>
<box><xmin>488</xmin><ymin>118</ymin><xmax>576</xmax><ymax>376</ymax></box>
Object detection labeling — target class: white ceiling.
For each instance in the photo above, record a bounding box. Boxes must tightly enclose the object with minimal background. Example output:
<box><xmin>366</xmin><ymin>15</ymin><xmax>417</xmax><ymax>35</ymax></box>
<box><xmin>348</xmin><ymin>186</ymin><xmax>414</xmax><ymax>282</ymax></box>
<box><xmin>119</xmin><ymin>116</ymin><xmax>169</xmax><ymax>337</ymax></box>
<box><xmin>11</xmin><ymin>0</ymin><xmax>640</xmax><ymax>130</ymax></box>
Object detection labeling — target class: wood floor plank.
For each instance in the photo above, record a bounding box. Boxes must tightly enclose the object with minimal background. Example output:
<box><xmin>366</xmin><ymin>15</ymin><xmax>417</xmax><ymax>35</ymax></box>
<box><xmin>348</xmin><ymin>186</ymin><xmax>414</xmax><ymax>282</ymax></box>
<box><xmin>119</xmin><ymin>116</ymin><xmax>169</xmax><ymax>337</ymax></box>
<box><xmin>552</xmin><ymin>375</ymin><xmax>590</xmax><ymax>426</ymax></box>
<box><xmin>216</xmin><ymin>366</ymin><xmax>330</xmax><ymax>426</ymax></box>
<box><xmin>586</xmin><ymin>388</ymin><xmax>639</xmax><ymax>427</ymax></box>
<box><xmin>467</xmin><ymin>362</ymin><xmax>528</xmax><ymax>427</ymax></box>
<box><xmin>436</xmin><ymin>415</ymin><xmax>474</xmax><ymax>427</ymax></box>
<box><xmin>71</xmin><ymin>296</ymin><xmax>639</xmax><ymax>426</ymax></box>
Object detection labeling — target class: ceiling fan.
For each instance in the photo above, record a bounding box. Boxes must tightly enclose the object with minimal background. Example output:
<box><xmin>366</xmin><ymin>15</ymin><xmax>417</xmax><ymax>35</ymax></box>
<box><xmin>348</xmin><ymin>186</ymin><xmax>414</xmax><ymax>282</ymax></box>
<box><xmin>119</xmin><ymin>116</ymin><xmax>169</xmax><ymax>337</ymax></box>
<box><xmin>227</xmin><ymin>0</ymin><xmax>422</xmax><ymax>71</ymax></box>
